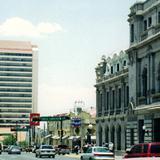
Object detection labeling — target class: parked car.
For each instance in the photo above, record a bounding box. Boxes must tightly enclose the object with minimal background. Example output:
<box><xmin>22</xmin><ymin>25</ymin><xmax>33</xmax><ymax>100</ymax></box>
<box><xmin>123</xmin><ymin>142</ymin><xmax>160</xmax><ymax>160</ymax></box>
<box><xmin>35</xmin><ymin>145</ymin><xmax>56</xmax><ymax>158</ymax></box>
<box><xmin>56</xmin><ymin>145</ymin><xmax>70</xmax><ymax>155</ymax></box>
<box><xmin>80</xmin><ymin>146</ymin><xmax>114</xmax><ymax>160</ymax></box>
<box><xmin>8</xmin><ymin>145</ymin><xmax>21</xmax><ymax>154</ymax></box>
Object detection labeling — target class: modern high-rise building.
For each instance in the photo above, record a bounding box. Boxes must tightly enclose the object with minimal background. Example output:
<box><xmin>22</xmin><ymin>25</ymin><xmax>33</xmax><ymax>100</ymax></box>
<box><xmin>0</xmin><ymin>40</ymin><xmax>38</xmax><ymax>139</ymax></box>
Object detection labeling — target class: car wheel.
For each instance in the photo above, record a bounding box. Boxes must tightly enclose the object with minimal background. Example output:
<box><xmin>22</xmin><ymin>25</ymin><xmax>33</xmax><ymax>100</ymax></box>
<box><xmin>80</xmin><ymin>156</ymin><xmax>83</xmax><ymax>160</ymax></box>
<box><xmin>52</xmin><ymin>155</ymin><xmax>55</xmax><ymax>158</ymax></box>
<box><xmin>35</xmin><ymin>154</ymin><xmax>38</xmax><ymax>157</ymax></box>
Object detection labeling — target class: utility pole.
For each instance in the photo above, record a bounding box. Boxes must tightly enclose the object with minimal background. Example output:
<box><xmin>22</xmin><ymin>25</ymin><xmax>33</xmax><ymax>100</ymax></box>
<box><xmin>60</xmin><ymin>118</ymin><xmax>63</xmax><ymax>145</ymax></box>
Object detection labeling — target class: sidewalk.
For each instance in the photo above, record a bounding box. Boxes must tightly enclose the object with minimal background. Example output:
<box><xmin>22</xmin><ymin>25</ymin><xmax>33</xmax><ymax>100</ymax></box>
<box><xmin>65</xmin><ymin>153</ymin><xmax>80</xmax><ymax>159</ymax></box>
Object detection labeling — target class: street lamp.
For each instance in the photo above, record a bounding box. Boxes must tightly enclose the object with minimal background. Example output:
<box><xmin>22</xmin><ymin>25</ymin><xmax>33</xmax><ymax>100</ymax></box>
<box><xmin>87</xmin><ymin>123</ymin><xmax>93</xmax><ymax>144</ymax></box>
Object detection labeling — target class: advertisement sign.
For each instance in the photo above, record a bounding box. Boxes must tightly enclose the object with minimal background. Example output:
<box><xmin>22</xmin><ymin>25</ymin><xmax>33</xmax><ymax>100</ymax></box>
<box><xmin>30</xmin><ymin>113</ymin><xmax>40</xmax><ymax>126</ymax></box>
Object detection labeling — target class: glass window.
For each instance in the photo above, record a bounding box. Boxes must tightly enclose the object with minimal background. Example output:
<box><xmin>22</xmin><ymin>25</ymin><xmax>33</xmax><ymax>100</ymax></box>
<box><xmin>0</xmin><ymin>53</ymin><xmax>32</xmax><ymax>57</ymax></box>
<box><xmin>86</xmin><ymin>148</ymin><xmax>92</xmax><ymax>153</ymax></box>
<box><xmin>144</xmin><ymin>20</ymin><xmax>147</xmax><ymax>31</ymax></box>
<box><xmin>142</xmin><ymin>144</ymin><xmax>148</xmax><ymax>153</ymax></box>
<box><xmin>111</xmin><ymin>66</ymin><xmax>113</xmax><ymax>74</ymax></box>
<box><xmin>94</xmin><ymin>147</ymin><xmax>109</xmax><ymax>152</ymax></box>
<box><xmin>117</xmin><ymin>63</ymin><xmax>119</xmax><ymax>72</ymax></box>
<box><xmin>42</xmin><ymin>145</ymin><xmax>53</xmax><ymax>149</ymax></box>
<box><xmin>151</xmin><ymin>145</ymin><xmax>160</xmax><ymax>153</ymax></box>
<box><xmin>131</xmin><ymin>24</ymin><xmax>134</xmax><ymax>42</ymax></box>
<box><xmin>131</xmin><ymin>145</ymin><xmax>142</xmax><ymax>153</ymax></box>
<box><xmin>148</xmin><ymin>17</ymin><xmax>152</xmax><ymax>27</ymax></box>
<box><xmin>158</xmin><ymin>12</ymin><xmax>160</xmax><ymax>23</ymax></box>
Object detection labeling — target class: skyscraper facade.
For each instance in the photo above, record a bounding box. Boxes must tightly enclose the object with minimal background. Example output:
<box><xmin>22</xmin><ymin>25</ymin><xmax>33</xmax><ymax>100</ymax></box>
<box><xmin>0</xmin><ymin>40</ymin><xmax>38</xmax><ymax>137</ymax></box>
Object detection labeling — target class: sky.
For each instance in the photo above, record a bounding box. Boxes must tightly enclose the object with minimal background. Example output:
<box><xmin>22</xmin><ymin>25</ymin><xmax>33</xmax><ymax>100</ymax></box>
<box><xmin>0</xmin><ymin>0</ymin><xmax>137</xmax><ymax>116</ymax></box>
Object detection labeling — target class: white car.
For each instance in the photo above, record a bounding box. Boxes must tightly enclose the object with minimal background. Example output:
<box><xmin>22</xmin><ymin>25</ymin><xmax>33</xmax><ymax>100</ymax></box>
<box><xmin>35</xmin><ymin>145</ymin><xmax>55</xmax><ymax>158</ymax></box>
<box><xmin>80</xmin><ymin>146</ymin><xmax>114</xmax><ymax>160</ymax></box>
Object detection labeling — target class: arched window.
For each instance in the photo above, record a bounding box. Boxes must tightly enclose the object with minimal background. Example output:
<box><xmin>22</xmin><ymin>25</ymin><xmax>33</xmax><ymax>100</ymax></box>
<box><xmin>111</xmin><ymin>126</ymin><xmax>115</xmax><ymax>144</ymax></box>
<box><xmin>105</xmin><ymin>126</ymin><xmax>109</xmax><ymax>143</ymax></box>
<box><xmin>99</xmin><ymin>126</ymin><xmax>103</xmax><ymax>146</ymax></box>
<box><xmin>142</xmin><ymin>67</ymin><xmax>147</xmax><ymax>97</ymax></box>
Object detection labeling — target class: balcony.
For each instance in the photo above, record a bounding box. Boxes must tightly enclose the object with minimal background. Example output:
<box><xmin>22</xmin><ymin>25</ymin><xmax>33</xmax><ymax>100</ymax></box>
<box><xmin>141</xmin><ymin>24</ymin><xmax>160</xmax><ymax>41</ymax></box>
<box><xmin>138</xmin><ymin>96</ymin><xmax>146</xmax><ymax>105</ymax></box>
<box><xmin>152</xmin><ymin>92</ymin><xmax>160</xmax><ymax>103</ymax></box>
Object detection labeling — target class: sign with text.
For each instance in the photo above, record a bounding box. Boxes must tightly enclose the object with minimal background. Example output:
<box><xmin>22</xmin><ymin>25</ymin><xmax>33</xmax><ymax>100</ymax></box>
<box><xmin>30</xmin><ymin>113</ymin><xmax>40</xmax><ymax>126</ymax></box>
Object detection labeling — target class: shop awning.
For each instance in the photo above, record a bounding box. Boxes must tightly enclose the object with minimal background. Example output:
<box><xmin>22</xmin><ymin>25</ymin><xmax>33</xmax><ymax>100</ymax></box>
<box><xmin>68</xmin><ymin>136</ymin><xmax>80</xmax><ymax>140</ymax></box>
<box><xmin>62</xmin><ymin>135</ymin><xmax>69</xmax><ymax>139</ymax></box>
<box><xmin>44</xmin><ymin>134</ymin><xmax>52</xmax><ymax>138</ymax></box>
<box><xmin>44</xmin><ymin>134</ymin><xmax>52</xmax><ymax>139</ymax></box>
<box><xmin>52</xmin><ymin>135</ymin><xmax>60</xmax><ymax>140</ymax></box>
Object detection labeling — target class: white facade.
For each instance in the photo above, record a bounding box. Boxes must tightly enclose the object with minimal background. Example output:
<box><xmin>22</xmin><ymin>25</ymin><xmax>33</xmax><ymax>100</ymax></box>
<box><xmin>0</xmin><ymin>40</ymin><xmax>38</xmax><ymax>130</ymax></box>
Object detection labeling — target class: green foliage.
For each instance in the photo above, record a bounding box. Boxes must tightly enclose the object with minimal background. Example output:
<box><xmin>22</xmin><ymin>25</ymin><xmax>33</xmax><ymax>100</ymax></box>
<box><xmin>3</xmin><ymin>135</ymin><xmax>16</xmax><ymax>145</ymax></box>
<box><xmin>19</xmin><ymin>141</ymin><xmax>28</xmax><ymax>148</ymax></box>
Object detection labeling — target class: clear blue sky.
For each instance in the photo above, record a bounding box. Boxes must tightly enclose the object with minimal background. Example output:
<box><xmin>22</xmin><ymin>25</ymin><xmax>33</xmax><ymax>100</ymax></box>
<box><xmin>0</xmin><ymin>0</ymin><xmax>137</xmax><ymax>115</ymax></box>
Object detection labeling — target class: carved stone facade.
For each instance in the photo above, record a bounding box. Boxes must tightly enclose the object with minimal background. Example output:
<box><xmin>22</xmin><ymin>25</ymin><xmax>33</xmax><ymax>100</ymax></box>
<box><xmin>126</xmin><ymin>0</ymin><xmax>160</xmax><ymax>148</ymax></box>
<box><xmin>95</xmin><ymin>51</ymin><xmax>129</xmax><ymax>152</ymax></box>
<box><xmin>95</xmin><ymin>0</ymin><xmax>160</xmax><ymax>152</ymax></box>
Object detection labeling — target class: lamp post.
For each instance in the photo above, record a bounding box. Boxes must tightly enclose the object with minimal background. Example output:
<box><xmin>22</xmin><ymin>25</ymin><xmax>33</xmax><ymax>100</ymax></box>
<box><xmin>87</xmin><ymin>123</ymin><xmax>93</xmax><ymax>145</ymax></box>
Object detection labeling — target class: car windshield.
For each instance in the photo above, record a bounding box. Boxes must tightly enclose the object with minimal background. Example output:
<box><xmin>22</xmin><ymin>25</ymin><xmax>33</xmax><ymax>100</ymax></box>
<box><xmin>12</xmin><ymin>146</ymin><xmax>20</xmax><ymax>149</ymax></box>
<box><xmin>94</xmin><ymin>147</ymin><xmax>109</xmax><ymax>152</ymax></box>
<box><xmin>42</xmin><ymin>145</ymin><xmax>53</xmax><ymax>149</ymax></box>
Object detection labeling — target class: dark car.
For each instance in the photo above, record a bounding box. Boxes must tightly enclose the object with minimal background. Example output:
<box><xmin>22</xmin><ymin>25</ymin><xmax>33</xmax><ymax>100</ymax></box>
<box><xmin>8</xmin><ymin>146</ymin><xmax>21</xmax><ymax>154</ymax></box>
<box><xmin>123</xmin><ymin>142</ymin><xmax>160</xmax><ymax>159</ymax></box>
<box><xmin>56</xmin><ymin>145</ymin><xmax>70</xmax><ymax>155</ymax></box>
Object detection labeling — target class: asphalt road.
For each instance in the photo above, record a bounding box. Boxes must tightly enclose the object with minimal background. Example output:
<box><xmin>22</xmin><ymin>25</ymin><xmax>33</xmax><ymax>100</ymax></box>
<box><xmin>0</xmin><ymin>152</ymin><xmax>123</xmax><ymax>160</ymax></box>
<box><xmin>0</xmin><ymin>152</ymin><xmax>78</xmax><ymax>160</ymax></box>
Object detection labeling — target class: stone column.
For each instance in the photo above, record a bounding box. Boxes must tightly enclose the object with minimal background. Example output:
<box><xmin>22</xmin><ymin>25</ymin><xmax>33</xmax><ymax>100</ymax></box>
<box><xmin>121</xmin><ymin>123</ymin><xmax>126</xmax><ymax>151</ymax></box>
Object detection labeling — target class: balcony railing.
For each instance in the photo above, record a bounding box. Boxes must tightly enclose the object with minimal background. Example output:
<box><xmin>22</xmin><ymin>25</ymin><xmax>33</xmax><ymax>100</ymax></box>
<box><xmin>152</xmin><ymin>92</ymin><xmax>160</xmax><ymax>103</ymax></box>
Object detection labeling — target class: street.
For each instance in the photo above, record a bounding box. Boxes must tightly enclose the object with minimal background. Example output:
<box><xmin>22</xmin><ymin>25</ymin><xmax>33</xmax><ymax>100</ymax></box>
<box><xmin>0</xmin><ymin>152</ymin><xmax>78</xmax><ymax>160</ymax></box>
<box><xmin>0</xmin><ymin>152</ymin><xmax>123</xmax><ymax>160</ymax></box>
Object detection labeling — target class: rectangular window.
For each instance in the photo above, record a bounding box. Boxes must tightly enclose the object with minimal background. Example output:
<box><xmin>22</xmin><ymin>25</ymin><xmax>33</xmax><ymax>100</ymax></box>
<box><xmin>130</xmin><ymin>24</ymin><xmax>134</xmax><ymax>42</ymax></box>
<box><xmin>144</xmin><ymin>20</ymin><xmax>147</xmax><ymax>31</ymax></box>
<box><xmin>107</xmin><ymin>92</ymin><xmax>109</xmax><ymax>110</ymax></box>
<box><xmin>119</xmin><ymin>88</ymin><xmax>121</xmax><ymax>108</ymax></box>
<box><xmin>148</xmin><ymin>17</ymin><xmax>152</xmax><ymax>27</ymax></box>
<box><xmin>158</xmin><ymin>12</ymin><xmax>160</xmax><ymax>23</ymax></box>
<box><xmin>112</xmin><ymin>90</ymin><xmax>115</xmax><ymax>110</ymax></box>
<box><xmin>111</xmin><ymin>66</ymin><xmax>113</xmax><ymax>74</ymax></box>
<box><xmin>117</xmin><ymin>63</ymin><xmax>119</xmax><ymax>72</ymax></box>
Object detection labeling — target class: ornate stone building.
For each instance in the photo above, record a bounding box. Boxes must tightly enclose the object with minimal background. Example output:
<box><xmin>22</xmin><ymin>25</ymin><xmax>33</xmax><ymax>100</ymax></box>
<box><xmin>126</xmin><ymin>0</ymin><xmax>160</xmax><ymax>148</ymax></box>
<box><xmin>95</xmin><ymin>0</ymin><xmax>160</xmax><ymax>151</ymax></box>
<box><xmin>95</xmin><ymin>51</ymin><xmax>129</xmax><ymax>152</ymax></box>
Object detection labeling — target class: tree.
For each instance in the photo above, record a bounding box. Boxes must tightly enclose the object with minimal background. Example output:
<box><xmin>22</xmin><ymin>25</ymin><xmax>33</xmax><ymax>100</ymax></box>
<box><xmin>19</xmin><ymin>141</ymin><xmax>28</xmax><ymax>148</ymax></box>
<box><xmin>3</xmin><ymin>135</ymin><xmax>16</xmax><ymax>145</ymax></box>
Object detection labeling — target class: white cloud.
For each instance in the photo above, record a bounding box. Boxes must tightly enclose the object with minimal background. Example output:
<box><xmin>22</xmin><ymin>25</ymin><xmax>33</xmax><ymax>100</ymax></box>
<box><xmin>0</xmin><ymin>17</ymin><xmax>63</xmax><ymax>37</ymax></box>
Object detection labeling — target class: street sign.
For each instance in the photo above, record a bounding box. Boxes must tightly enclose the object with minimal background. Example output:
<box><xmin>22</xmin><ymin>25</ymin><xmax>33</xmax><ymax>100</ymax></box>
<box><xmin>71</xmin><ymin>118</ymin><xmax>81</xmax><ymax>127</ymax></box>
<box><xmin>39</xmin><ymin>116</ymin><xmax>70</xmax><ymax>121</ymax></box>
<box><xmin>11</xmin><ymin>127</ymin><xmax>28</xmax><ymax>131</ymax></box>
<box><xmin>30</xmin><ymin>113</ymin><xmax>40</xmax><ymax>126</ymax></box>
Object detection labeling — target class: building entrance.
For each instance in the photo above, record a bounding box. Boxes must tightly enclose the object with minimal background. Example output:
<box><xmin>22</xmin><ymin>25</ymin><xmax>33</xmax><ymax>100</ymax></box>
<box><xmin>153</xmin><ymin>118</ymin><xmax>160</xmax><ymax>142</ymax></box>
